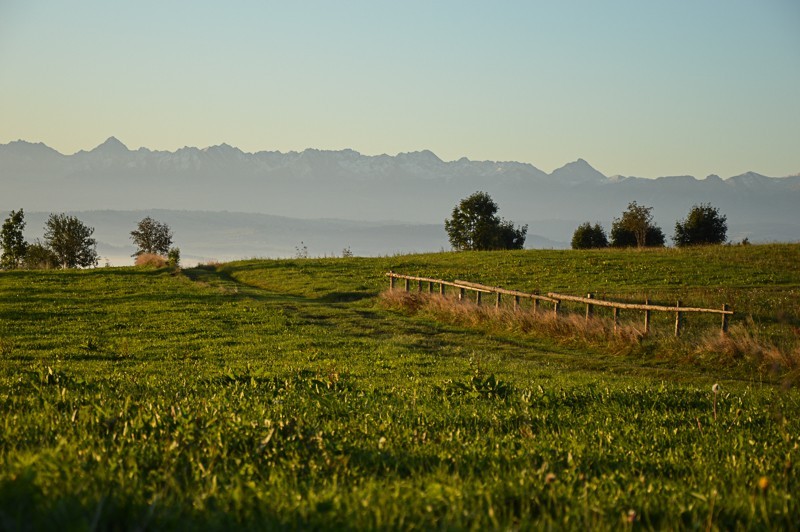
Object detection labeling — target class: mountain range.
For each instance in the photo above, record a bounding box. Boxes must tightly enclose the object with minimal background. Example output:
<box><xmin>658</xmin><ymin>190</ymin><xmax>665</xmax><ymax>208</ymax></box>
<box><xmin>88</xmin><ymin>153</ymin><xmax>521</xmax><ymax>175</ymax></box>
<box><xmin>2</xmin><ymin>137</ymin><xmax>798</xmax><ymax>264</ymax></box>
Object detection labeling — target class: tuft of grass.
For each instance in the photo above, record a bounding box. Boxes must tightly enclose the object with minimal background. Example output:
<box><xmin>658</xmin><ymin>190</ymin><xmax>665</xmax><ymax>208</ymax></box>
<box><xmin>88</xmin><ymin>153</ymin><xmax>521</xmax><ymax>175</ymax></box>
<box><xmin>0</xmin><ymin>337</ymin><xmax>14</xmax><ymax>357</ymax></box>
<box><xmin>699</xmin><ymin>324</ymin><xmax>800</xmax><ymax>380</ymax></box>
<box><xmin>134</xmin><ymin>253</ymin><xmax>168</xmax><ymax>268</ymax></box>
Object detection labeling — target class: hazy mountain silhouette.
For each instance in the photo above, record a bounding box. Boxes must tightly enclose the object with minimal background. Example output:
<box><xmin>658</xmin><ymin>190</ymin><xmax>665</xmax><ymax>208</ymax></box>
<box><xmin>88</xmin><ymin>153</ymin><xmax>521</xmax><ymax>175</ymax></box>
<box><xmin>2</xmin><ymin>138</ymin><xmax>798</xmax><ymax>263</ymax></box>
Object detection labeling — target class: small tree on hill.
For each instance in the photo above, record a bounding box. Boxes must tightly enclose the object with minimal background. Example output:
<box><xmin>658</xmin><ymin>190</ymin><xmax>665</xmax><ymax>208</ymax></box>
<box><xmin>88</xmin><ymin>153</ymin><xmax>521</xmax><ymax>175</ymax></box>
<box><xmin>130</xmin><ymin>217</ymin><xmax>173</xmax><ymax>257</ymax></box>
<box><xmin>43</xmin><ymin>213</ymin><xmax>98</xmax><ymax>269</ymax></box>
<box><xmin>445</xmin><ymin>191</ymin><xmax>527</xmax><ymax>251</ymax></box>
<box><xmin>167</xmin><ymin>247</ymin><xmax>180</xmax><ymax>268</ymax></box>
<box><xmin>610</xmin><ymin>202</ymin><xmax>665</xmax><ymax>248</ymax></box>
<box><xmin>674</xmin><ymin>203</ymin><xmax>727</xmax><ymax>246</ymax></box>
<box><xmin>571</xmin><ymin>222</ymin><xmax>608</xmax><ymax>250</ymax></box>
<box><xmin>1</xmin><ymin>209</ymin><xmax>28</xmax><ymax>269</ymax></box>
<box><xmin>610</xmin><ymin>222</ymin><xmax>665</xmax><ymax>248</ymax></box>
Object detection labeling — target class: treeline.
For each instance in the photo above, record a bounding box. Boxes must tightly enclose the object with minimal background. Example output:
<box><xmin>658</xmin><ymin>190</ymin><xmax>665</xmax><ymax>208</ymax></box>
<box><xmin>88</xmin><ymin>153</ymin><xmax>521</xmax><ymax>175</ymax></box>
<box><xmin>571</xmin><ymin>201</ymin><xmax>730</xmax><ymax>250</ymax></box>
<box><xmin>0</xmin><ymin>210</ymin><xmax>178</xmax><ymax>270</ymax></box>
<box><xmin>443</xmin><ymin>193</ymin><xmax>732</xmax><ymax>252</ymax></box>
<box><xmin>1</xmin><ymin>198</ymin><xmax>735</xmax><ymax>268</ymax></box>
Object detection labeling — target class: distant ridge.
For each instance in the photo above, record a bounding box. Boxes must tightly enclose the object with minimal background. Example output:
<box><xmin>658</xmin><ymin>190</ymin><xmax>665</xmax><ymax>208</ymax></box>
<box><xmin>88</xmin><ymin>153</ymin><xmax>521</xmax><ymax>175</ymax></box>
<box><xmin>1</xmin><ymin>137</ymin><xmax>798</xmax><ymax>247</ymax></box>
<box><xmin>3</xmin><ymin>137</ymin><xmax>797</xmax><ymax>182</ymax></box>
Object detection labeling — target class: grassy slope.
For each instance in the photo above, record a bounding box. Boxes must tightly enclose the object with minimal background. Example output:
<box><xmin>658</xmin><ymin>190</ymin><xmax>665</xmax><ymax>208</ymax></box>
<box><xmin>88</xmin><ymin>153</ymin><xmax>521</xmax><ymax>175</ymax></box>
<box><xmin>0</xmin><ymin>244</ymin><xmax>798</xmax><ymax>529</ymax></box>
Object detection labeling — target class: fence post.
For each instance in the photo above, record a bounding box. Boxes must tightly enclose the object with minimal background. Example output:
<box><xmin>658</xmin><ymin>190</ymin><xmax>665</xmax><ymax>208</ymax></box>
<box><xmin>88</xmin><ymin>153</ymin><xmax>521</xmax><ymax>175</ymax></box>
<box><xmin>721</xmin><ymin>304</ymin><xmax>730</xmax><ymax>334</ymax></box>
<box><xmin>675</xmin><ymin>300</ymin><xmax>683</xmax><ymax>338</ymax></box>
<box><xmin>586</xmin><ymin>293</ymin><xmax>594</xmax><ymax>321</ymax></box>
<box><xmin>386</xmin><ymin>273</ymin><xmax>730</xmax><ymax>338</ymax></box>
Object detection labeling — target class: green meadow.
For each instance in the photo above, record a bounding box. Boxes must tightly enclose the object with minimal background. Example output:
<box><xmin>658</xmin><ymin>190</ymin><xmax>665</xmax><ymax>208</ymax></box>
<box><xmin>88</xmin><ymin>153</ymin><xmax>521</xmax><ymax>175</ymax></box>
<box><xmin>1</xmin><ymin>244</ymin><xmax>798</xmax><ymax>529</ymax></box>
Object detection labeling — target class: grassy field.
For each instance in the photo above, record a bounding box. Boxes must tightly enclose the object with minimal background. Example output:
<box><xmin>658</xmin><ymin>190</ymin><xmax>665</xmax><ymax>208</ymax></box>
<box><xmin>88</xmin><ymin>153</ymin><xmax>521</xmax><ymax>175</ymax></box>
<box><xmin>1</xmin><ymin>244</ymin><xmax>798</xmax><ymax>529</ymax></box>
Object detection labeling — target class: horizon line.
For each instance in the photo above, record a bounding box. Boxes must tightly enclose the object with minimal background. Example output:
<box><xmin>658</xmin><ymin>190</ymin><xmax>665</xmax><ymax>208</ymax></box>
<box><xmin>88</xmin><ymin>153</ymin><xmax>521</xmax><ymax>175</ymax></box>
<box><xmin>2</xmin><ymin>136</ymin><xmax>797</xmax><ymax>180</ymax></box>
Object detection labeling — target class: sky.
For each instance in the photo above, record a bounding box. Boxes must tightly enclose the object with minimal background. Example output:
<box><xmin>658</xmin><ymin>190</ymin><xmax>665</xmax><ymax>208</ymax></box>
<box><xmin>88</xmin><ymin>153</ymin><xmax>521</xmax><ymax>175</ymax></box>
<box><xmin>1</xmin><ymin>1</ymin><xmax>798</xmax><ymax>178</ymax></box>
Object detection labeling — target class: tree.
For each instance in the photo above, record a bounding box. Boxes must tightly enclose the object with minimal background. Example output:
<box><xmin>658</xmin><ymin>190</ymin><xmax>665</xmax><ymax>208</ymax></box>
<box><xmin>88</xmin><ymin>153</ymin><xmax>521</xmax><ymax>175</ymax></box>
<box><xmin>43</xmin><ymin>213</ymin><xmax>98</xmax><ymax>268</ymax></box>
<box><xmin>130</xmin><ymin>216</ymin><xmax>173</xmax><ymax>257</ymax></box>
<box><xmin>496</xmin><ymin>220</ymin><xmax>528</xmax><ymax>250</ymax></box>
<box><xmin>610</xmin><ymin>202</ymin><xmax>664</xmax><ymax>248</ymax></box>
<box><xmin>571</xmin><ymin>222</ymin><xmax>608</xmax><ymax>250</ymax></box>
<box><xmin>674</xmin><ymin>203</ymin><xmax>727</xmax><ymax>246</ymax></box>
<box><xmin>167</xmin><ymin>247</ymin><xmax>180</xmax><ymax>268</ymax></box>
<box><xmin>445</xmin><ymin>192</ymin><xmax>527</xmax><ymax>251</ymax></box>
<box><xmin>23</xmin><ymin>240</ymin><xmax>58</xmax><ymax>270</ymax></box>
<box><xmin>610</xmin><ymin>221</ymin><xmax>665</xmax><ymax>248</ymax></box>
<box><xmin>1</xmin><ymin>209</ymin><xmax>28</xmax><ymax>269</ymax></box>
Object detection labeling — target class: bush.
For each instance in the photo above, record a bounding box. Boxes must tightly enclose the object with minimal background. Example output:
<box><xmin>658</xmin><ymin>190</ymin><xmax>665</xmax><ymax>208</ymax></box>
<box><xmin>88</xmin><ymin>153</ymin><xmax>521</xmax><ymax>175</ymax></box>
<box><xmin>571</xmin><ymin>222</ymin><xmax>608</xmax><ymax>249</ymax></box>
<box><xmin>674</xmin><ymin>203</ymin><xmax>727</xmax><ymax>246</ymax></box>
<box><xmin>22</xmin><ymin>241</ymin><xmax>58</xmax><ymax>270</ymax></box>
<box><xmin>167</xmin><ymin>247</ymin><xmax>181</xmax><ymax>268</ymax></box>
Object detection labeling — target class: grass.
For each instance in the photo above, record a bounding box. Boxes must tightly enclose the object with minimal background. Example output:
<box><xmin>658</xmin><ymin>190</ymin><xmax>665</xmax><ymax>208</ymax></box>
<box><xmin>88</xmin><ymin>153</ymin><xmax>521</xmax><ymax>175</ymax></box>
<box><xmin>378</xmin><ymin>288</ymin><xmax>800</xmax><ymax>386</ymax></box>
<box><xmin>134</xmin><ymin>253</ymin><xmax>168</xmax><ymax>268</ymax></box>
<box><xmin>0</xmin><ymin>244</ymin><xmax>799</xmax><ymax>529</ymax></box>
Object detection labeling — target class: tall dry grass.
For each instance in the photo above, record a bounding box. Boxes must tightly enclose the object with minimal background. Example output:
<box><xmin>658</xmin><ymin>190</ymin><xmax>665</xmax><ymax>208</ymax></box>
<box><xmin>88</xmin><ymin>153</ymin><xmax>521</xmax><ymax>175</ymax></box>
<box><xmin>699</xmin><ymin>324</ymin><xmax>800</xmax><ymax>385</ymax></box>
<box><xmin>135</xmin><ymin>253</ymin><xmax>168</xmax><ymax>268</ymax></box>
<box><xmin>380</xmin><ymin>289</ymin><xmax>643</xmax><ymax>353</ymax></box>
<box><xmin>380</xmin><ymin>289</ymin><xmax>800</xmax><ymax>384</ymax></box>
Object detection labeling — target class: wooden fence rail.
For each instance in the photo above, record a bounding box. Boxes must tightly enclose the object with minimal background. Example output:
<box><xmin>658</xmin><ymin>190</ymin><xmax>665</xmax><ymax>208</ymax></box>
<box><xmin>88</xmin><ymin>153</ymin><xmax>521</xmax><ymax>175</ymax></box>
<box><xmin>385</xmin><ymin>272</ymin><xmax>733</xmax><ymax>336</ymax></box>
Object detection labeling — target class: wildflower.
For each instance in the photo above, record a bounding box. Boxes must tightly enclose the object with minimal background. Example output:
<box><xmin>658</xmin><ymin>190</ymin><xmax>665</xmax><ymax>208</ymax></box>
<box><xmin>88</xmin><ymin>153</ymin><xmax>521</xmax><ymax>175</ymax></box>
<box><xmin>712</xmin><ymin>383</ymin><xmax>720</xmax><ymax>420</ymax></box>
<box><xmin>545</xmin><ymin>472</ymin><xmax>557</xmax><ymax>484</ymax></box>
<box><xmin>758</xmin><ymin>476</ymin><xmax>769</xmax><ymax>491</ymax></box>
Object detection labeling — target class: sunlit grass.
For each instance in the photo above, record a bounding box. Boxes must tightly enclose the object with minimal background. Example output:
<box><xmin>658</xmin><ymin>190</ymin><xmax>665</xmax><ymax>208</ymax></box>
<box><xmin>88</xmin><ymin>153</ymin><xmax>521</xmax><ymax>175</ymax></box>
<box><xmin>0</xmin><ymin>244</ymin><xmax>798</xmax><ymax>528</ymax></box>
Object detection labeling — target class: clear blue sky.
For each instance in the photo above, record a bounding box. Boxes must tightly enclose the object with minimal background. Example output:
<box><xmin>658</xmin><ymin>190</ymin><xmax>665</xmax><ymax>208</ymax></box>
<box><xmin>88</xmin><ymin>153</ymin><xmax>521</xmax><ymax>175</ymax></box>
<box><xmin>1</xmin><ymin>1</ymin><xmax>798</xmax><ymax>178</ymax></box>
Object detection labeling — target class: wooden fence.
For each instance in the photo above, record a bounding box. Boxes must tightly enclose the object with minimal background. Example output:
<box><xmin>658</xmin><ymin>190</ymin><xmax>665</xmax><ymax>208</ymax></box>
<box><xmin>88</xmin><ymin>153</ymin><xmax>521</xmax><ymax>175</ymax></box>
<box><xmin>385</xmin><ymin>272</ymin><xmax>733</xmax><ymax>337</ymax></box>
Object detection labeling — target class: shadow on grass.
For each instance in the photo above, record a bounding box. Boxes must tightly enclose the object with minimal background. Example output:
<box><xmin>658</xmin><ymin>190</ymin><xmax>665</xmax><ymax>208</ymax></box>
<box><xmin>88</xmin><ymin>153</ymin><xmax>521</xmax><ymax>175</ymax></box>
<box><xmin>179</xmin><ymin>264</ymin><xmax>736</xmax><ymax>382</ymax></box>
<box><xmin>0</xmin><ymin>469</ymin><xmax>289</xmax><ymax>532</ymax></box>
<box><xmin>316</xmin><ymin>291</ymin><xmax>372</xmax><ymax>304</ymax></box>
